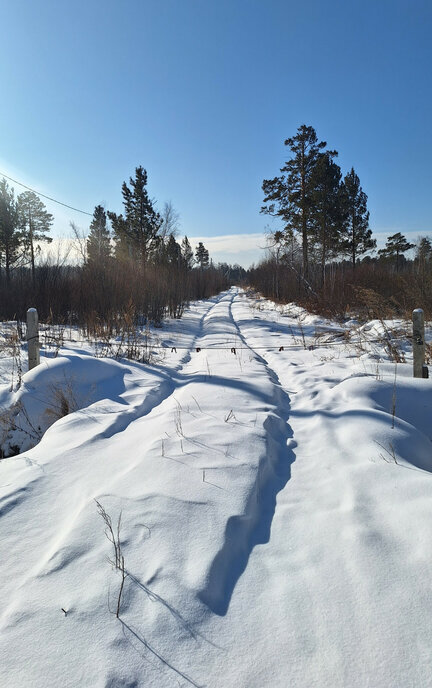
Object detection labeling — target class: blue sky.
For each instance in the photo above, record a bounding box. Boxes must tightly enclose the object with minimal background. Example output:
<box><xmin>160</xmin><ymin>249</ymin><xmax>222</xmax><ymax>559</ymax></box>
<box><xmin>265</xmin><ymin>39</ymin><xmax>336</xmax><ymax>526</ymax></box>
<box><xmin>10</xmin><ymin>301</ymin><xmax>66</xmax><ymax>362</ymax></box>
<box><xmin>0</xmin><ymin>0</ymin><xmax>431</xmax><ymax>266</ymax></box>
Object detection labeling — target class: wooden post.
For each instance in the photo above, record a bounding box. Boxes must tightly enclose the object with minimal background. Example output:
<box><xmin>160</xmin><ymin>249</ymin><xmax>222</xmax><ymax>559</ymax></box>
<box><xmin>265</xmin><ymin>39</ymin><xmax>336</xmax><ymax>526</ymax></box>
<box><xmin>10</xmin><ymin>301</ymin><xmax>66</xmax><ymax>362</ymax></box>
<box><xmin>413</xmin><ymin>308</ymin><xmax>428</xmax><ymax>378</ymax></box>
<box><xmin>27</xmin><ymin>308</ymin><xmax>40</xmax><ymax>370</ymax></box>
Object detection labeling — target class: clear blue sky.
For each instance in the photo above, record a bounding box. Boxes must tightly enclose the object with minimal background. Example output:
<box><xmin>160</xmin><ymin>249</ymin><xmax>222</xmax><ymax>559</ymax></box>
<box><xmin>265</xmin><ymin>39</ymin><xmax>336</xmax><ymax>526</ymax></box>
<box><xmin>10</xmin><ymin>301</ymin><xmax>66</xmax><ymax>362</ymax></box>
<box><xmin>1</xmin><ymin>0</ymin><xmax>431</xmax><ymax>266</ymax></box>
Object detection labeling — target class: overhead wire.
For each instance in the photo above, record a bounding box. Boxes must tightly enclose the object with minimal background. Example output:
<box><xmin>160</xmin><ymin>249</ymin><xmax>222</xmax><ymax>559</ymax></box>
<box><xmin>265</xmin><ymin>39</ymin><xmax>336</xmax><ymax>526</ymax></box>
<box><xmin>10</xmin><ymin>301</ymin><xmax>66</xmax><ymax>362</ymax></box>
<box><xmin>0</xmin><ymin>171</ymin><xmax>93</xmax><ymax>216</ymax></box>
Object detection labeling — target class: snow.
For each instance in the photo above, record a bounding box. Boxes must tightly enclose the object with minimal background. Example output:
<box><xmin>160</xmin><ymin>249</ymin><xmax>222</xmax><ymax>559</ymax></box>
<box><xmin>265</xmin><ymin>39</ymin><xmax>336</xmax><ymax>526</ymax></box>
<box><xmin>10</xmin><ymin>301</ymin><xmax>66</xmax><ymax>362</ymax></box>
<box><xmin>1</xmin><ymin>287</ymin><xmax>432</xmax><ymax>687</ymax></box>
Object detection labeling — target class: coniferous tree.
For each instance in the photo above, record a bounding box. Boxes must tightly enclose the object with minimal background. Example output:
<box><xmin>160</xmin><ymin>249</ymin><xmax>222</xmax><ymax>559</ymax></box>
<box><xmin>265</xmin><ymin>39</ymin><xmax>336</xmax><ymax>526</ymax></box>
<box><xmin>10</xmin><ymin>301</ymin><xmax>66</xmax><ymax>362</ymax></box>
<box><xmin>339</xmin><ymin>168</ymin><xmax>375</xmax><ymax>269</ymax></box>
<box><xmin>181</xmin><ymin>235</ymin><xmax>194</xmax><ymax>269</ymax></box>
<box><xmin>416</xmin><ymin>237</ymin><xmax>432</xmax><ymax>271</ymax></box>
<box><xmin>165</xmin><ymin>234</ymin><xmax>182</xmax><ymax>265</ymax></box>
<box><xmin>0</xmin><ymin>178</ymin><xmax>21</xmax><ymax>284</ymax></box>
<box><xmin>18</xmin><ymin>190</ymin><xmax>53</xmax><ymax>286</ymax></box>
<box><xmin>108</xmin><ymin>166</ymin><xmax>162</xmax><ymax>266</ymax></box>
<box><xmin>378</xmin><ymin>232</ymin><xmax>415</xmax><ymax>272</ymax></box>
<box><xmin>415</xmin><ymin>236</ymin><xmax>432</xmax><ymax>290</ymax></box>
<box><xmin>416</xmin><ymin>237</ymin><xmax>432</xmax><ymax>261</ymax></box>
<box><xmin>261</xmin><ymin>125</ymin><xmax>329</xmax><ymax>277</ymax></box>
<box><xmin>87</xmin><ymin>205</ymin><xmax>112</xmax><ymax>266</ymax></box>
<box><xmin>195</xmin><ymin>242</ymin><xmax>209</xmax><ymax>269</ymax></box>
<box><xmin>309</xmin><ymin>152</ymin><xmax>345</xmax><ymax>285</ymax></box>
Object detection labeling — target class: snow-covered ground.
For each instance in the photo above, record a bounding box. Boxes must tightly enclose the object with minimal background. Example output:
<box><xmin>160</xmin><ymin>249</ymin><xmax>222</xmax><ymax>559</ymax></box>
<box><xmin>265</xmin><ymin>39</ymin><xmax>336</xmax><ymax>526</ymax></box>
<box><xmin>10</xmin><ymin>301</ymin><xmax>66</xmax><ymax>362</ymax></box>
<box><xmin>0</xmin><ymin>287</ymin><xmax>431</xmax><ymax>687</ymax></box>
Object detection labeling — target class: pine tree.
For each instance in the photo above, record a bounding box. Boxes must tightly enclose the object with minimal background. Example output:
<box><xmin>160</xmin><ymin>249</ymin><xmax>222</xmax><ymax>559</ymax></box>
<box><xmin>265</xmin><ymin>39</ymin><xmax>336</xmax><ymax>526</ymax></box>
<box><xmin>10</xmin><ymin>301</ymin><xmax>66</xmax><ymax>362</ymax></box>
<box><xmin>108</xmin><ymin>166</ymin><xmax>162</xmax><ymax>266</ymax></box>
<box><xmin>416</xmin><ymin>237</ymin><xmax>432</xmax><ymax>267</ymax></box>
<box><xmin>339</xmin><ymin>168</ymin><xmax>375</xmax><ymax>269</ymax></box>
<box><xmin>87</xmin><ymin>205</ymin><xmax>111</xmax><ymax>266</ymax></box>
<box><xmin>0</xmin><ymin>178</ymin><xmax>21</xmax><ymax>285</ymax></box>
<box><xmin>261</xmin><ymin>125</ymin><xmax>329</xmax><ymax>277</ymax></box>
<box><xmin>309</xmin><ymin>152</ymin><xmax>345</xmax><ymax>285</ymax></box>
<box><xmin>415</xmin><ymin>236</ymin><xmax>432</xmax><ymax>288</ymax></box>
<box><xmin>181</xmin><ymin>235</ymin><xmax>194</xmax><ymax>269</ymax></box>
<box><xmin>195</xmin><ymin>242</ymin><xmax>209</xmax><ymax>269</ymax></box>
<box><xmin>17</xmin><ymin>190</ymin><xmax>53</xmax><ymax>286</ymax></box>
<box><xmin>378</xmin><ymin>232</ymin><xmax>415</xmax><ymax>272</ymax></box>
<box><xmin>165</xmin><ymin>234</ymin><xmax>182</xmax><ymax>265</ymax></box>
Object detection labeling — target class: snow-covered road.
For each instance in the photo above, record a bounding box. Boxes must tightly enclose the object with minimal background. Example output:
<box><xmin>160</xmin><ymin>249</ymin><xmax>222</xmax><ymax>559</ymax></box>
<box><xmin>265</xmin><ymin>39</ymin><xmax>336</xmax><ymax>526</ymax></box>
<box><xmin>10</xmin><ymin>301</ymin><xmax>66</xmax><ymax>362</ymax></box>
<box><xmin>1</xmin><ymin>287</ymin><xmax>432</xmax><ymax>687</ymax></box>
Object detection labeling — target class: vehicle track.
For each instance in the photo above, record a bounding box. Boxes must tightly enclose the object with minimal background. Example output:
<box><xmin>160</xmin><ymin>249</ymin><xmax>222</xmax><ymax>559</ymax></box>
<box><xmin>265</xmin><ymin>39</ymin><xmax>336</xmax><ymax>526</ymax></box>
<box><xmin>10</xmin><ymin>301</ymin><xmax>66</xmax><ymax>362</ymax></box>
<box><xmin>196</xmin><ymin>288</ymin><xmax>295</xmax><ymax>615</ymax></box>
<box><xmin>0</xmin><ymin>288</ymin><xmax>296</xmax><ymax>670</ymax></box>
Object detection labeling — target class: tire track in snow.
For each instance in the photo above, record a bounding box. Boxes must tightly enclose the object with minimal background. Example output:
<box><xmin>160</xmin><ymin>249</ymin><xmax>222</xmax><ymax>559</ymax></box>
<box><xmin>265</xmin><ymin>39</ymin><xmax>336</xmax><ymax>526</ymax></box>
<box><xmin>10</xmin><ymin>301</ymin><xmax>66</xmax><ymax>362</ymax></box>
<box><xmin>43</xmin><ymin>291</ymin><xmax>230</xmax><ymax>452</ymax></box>
<box><xmin>0</xmin><ymin>289</ymin><xmax>294</xmax><ymax>647</ymax></box>
<box><xmin>0</xmin><ymin>288</ymin><xmax>296</xmax><ymax>687</ymax></box>
<box><xmin>86</xmin><ymin>288</ymin><xmax>295</xmax><ymax>618</ymax></box>
<box><xmin>197</xmin><ymin>288</ymin><xmax>296</xmax><ymax>616</ymax></box>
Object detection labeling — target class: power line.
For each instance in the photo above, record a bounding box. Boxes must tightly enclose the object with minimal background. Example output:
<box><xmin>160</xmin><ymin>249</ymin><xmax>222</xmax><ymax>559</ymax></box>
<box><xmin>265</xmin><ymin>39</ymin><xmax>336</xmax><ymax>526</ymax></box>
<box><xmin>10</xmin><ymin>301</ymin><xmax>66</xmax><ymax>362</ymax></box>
<box><xmin>0</xmin><ymin>170</ymin><xmax>93</xmax><ymax>216</ymax></box>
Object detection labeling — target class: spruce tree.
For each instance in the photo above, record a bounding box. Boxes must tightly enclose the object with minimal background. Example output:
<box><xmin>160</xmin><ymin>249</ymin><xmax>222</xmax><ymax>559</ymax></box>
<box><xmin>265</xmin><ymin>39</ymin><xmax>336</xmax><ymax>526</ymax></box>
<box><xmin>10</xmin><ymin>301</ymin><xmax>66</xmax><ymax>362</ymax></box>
<box><xmin>0</xmin><ymin>178</ymin><xmax>21</xmax><ymax>285</ymax></box>
<box><xmin>108</xmin><ymin>166</ymin><xmax>162</xmax><ymax>266</ymax></box>
<box><xmin>181</xmin><ymin>236</ymin><xmax>194</xmax><ymax>269</ymax></box>
<box><xmin>87</xmin><ymin>205</ymin><xmax>112</xmax><ymax>266</ymax></box>
<box><xmin>339</xmin><ymin>168</ymin><xmax>375</xmax><ymax>269</ymax></box>
<box><xmin>18</xmin><ymin>190</ymin><xmax>53</xmax><ymax>286</ymax></box>
<box><xmin>261</xmin><ymin>125</ymin><xmax>329</xmax><ymax>277</ymax></box>
<box><xmin>195</xmin><ymin>242</ymin><xmax>209</xmax><ymax>269</ymax></box>
<box><xmin>378</xmin><ymin>232</ymin><xmax>415</xmax><ymax>272</ymax></box>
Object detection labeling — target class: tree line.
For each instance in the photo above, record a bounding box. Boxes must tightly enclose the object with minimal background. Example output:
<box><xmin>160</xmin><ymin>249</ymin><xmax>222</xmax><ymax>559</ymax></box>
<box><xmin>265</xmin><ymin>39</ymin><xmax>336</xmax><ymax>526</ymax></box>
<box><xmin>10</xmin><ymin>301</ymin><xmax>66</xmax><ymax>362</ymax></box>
<box><xmin>0</xmin><ymin>167</ymin><xmax>228</xmax><ymax>327</ymax></box>
<box><xmin>84</xmin><ymin>167</ymin><xmax>211</xmax><ymax>272</ymax></box>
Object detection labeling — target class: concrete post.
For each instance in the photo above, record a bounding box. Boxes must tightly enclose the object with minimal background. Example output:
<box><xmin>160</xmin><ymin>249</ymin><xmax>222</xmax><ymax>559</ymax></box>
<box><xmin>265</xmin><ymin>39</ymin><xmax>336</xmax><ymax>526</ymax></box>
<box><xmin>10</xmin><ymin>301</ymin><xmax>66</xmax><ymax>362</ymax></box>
<box><xmin>27</xmin><ymin>308</ymin><xmax>40</xmax><ymax>370</ymax></box>
<box><xmin>413</xmin><ymin>308</ymin><xmax>428</xmax><ymax>378</ymax></box>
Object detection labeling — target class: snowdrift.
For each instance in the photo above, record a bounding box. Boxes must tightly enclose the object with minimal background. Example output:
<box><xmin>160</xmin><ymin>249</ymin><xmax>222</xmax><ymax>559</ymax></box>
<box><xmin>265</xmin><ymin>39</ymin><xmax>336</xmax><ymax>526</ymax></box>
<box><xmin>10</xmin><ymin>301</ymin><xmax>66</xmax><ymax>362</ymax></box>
<box><xmin>1</xmin><ymin>288</ymin><xmax>431</xmax><ymax>687</ymax></box>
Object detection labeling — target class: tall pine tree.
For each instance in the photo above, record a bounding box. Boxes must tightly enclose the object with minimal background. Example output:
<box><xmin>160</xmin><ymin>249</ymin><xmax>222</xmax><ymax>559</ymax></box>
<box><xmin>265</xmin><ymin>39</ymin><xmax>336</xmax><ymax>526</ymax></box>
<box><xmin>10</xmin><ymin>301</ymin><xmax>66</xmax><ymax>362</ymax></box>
<box><xmin>108</xmin><ymin>167</ymin><xmax>162</xmax><ymax>266</ymax></box>
<box><xmin>415</xmin><ymin>236</ymin><xmax>432</xmax><ymax>290</ymax></box>
<box><xmin>181</xmin><ymin>236</ymin><xmax>194</xmax><ymax>269</ymax></box>
<box><xmin>195</xmin><ymin>242</ymin><xmax>209</xmax><ymax>269</ymax></box>
<box><xmin>339</xmin><ymin>168</ymin><xmax>375</xmax><ymax>269</ymax></box>
<box><xmin>0</xmin><ymin>179</ymin><xmax>21</xmax><ymax>285</ymax></box>
<box><xmin>261</xmin><ymin>125</ymin><xmax>329</xmax><ymax>277</ymax></box>
<box><xmin>18</xmin><ymin>190</ymin><xmax>53</xmax><ymax>286</ymax></box>
<box><xmin>87</xmin><ymin>205</ymin><xmax>112</xmax><ymax>266</ymax></box>
<box><xmin>309</xmin><ymin>152</ymin><xmax>345</xmax><ymax>285</ymax></box>
<box><xmin>416</xmin><ymin>237</ymin><xmax>432</xmax><ymax>273</ymax></box>
<box><xmin>165</xmin><ymin>234</ymin><xmax>182</xmax><ymax>265</ymax></box>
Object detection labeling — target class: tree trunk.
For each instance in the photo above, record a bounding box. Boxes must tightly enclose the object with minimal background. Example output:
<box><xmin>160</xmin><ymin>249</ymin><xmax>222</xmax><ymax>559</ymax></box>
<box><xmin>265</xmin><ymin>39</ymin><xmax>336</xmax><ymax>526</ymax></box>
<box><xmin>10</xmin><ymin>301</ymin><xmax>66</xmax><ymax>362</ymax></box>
<box><xmin>5</xmin><ymin>244</ymin><xmax>10</xmax><ymax>285</ymax></box>
<box><xmin>29</xmin><ymin>215</ymin><xmax>36</xmax><ymax>288</ymax></box>
<box><xmin>300</xmin><ymin>143</ymin><xmax>309</xmax><ymax>279</ymax></box>
<box><xmin>321</xmin><ymin>227</ymin><xmax>326</xmax><ymax>288</ymax></box>
<box><xmin>30</xmin><ymin>238</ymin><xmax>35</xmax><ymax>288</ymax></box>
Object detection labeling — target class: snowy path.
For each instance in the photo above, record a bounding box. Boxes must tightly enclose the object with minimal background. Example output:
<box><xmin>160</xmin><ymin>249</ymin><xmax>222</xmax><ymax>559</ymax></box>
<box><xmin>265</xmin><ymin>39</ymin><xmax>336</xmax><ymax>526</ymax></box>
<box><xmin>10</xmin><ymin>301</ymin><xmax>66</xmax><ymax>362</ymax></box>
<box><xmin>1</xmin><ymin>288</ymin><xmax>432</xmax><ymax>687</ymax></box>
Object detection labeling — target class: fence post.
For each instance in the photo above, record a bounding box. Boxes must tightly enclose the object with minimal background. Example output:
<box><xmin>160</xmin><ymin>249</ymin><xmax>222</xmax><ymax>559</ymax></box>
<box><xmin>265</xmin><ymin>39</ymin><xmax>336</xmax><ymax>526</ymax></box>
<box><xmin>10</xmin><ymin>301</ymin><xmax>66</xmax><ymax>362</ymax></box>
<box><xmin>27</xmin><ymin>308</ymin><xmax>40</xmax><ymax>370</ymax></box>
<box><xmin>412</xmin><ymin>308</ymin><xmax>428</xmax><ymax>378</ymax></box>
